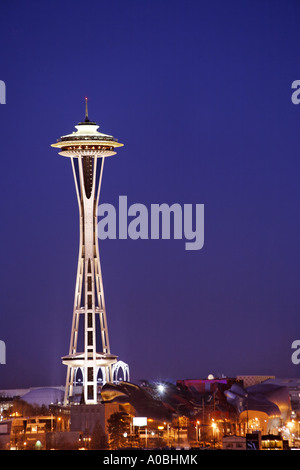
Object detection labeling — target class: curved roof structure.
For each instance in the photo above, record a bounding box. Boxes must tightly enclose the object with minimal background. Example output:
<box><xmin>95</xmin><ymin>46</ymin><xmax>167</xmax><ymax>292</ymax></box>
<box><xmin>224</xmin><ymin>382</ymin><xmax>291</xmax><ymax>420</ymax></box>
<box><xmin>101</xmin><ymin>382</ymin><xmax>173</xmax><ymax>422</ymax></box>
<box><xmin>21</xmin><ymin>387</ymin><xmax>64</xmax><ymax>406</ymax></box>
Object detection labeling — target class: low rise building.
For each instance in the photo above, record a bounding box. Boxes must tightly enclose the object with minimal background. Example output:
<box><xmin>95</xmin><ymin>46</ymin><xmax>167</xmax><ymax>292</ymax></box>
<box><xmin>222</xmin><ymin>435</ymin><xmax>246</xmax><ymax>450</ymax></box>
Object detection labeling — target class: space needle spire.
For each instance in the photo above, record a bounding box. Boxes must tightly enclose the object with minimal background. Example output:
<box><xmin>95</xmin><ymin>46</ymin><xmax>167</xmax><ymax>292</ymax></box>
<box><xmin>51</xmin><ymin>101</ymin><xmax>129</xmax><ymax>405</ymax></box>
<box><xmin>85</xmin><ymin>97</ymin><xmax>89</xmax><ymax>121</ymax></box>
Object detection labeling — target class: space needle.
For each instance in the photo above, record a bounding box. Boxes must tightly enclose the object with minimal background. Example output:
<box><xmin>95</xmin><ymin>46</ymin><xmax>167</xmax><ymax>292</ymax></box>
<box><xmin>51</xmin><ymin>100</ymin><xmax>129</xmax><ymax>405</ymax></box>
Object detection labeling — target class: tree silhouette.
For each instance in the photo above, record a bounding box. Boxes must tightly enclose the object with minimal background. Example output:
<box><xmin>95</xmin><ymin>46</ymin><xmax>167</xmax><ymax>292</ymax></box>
<box><xmin>107</xmin><ymin>412</ymin><xmax>128</xmax><ymax>449</ymax></box>
<box><xmin>91</xmin><ymin>420</ymin><xmax>108</xmax><ymax>449</ymax></box>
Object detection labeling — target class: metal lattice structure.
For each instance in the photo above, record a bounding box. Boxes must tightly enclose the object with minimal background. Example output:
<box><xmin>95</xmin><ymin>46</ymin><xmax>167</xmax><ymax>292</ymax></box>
<box><xmin>51</xmin><ymin>100</ymin><xmax>129</xmax><ymax>405</ymax></box>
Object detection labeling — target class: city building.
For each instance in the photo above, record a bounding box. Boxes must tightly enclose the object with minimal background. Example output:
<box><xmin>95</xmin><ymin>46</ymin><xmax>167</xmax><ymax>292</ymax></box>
<box><xmin>222</xmin><ymin>435</ymin><xmax>246</xmax><ymax>450</ymax></box>
<box><xmin>224</xmin><ymin>379</ymin><xmax>291</xmax><ymax>435</ymax></box>
<box><xmin>236</xmin><ymin>375</ymin><xmax>275</xmax><ymax>388</ymax></box>
<box><xmin>261</xmin><ymin>434</ymin><xmax>289</xmax><ymax>450</ymax></box>
<box><xmin>0</xmin><ymin>375</ymin><xmax>299</xmax><ymax>449</ymax></box>
<box><xmin>263</xmin><ymin>377</ymin><xmax>300</xmax><ymax>415</ymax></box>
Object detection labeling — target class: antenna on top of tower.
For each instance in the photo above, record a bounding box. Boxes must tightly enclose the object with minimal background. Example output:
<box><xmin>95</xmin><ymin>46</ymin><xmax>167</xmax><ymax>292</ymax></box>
<box><xmin>85</xmin><ymin>97</ymin><xmax>89</xmax><ymax>121</ymax></box>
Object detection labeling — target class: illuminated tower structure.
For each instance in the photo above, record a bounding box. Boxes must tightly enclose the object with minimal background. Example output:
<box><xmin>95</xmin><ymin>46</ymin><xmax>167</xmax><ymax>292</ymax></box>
<box><xmin>51</xmin><ymin>100</ymin><xmax>129</xmax><ymax>405</ymax></box>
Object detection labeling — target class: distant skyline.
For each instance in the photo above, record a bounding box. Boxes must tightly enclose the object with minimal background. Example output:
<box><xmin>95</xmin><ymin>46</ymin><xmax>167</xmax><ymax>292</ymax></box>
<box><xmin>0</xmin><ymin>0</ymin><xmax>300</xmax><ymax>389</ymax></box>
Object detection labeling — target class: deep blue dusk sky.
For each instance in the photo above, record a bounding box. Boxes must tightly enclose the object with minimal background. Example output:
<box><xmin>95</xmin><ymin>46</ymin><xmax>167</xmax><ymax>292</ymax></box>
<box><xmin>0</xmin><ymin>0</ymin><xmax>300</xmax><ymax>389</ymax></box>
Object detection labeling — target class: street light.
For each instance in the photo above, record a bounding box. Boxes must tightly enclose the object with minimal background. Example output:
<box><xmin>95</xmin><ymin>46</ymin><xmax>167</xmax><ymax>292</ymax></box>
<box><xmin>211</xmin><ymin>419</ymin><xmax>218</xmax><ymax>447</ymax></box>
<box><xmin>195</xmin><ymin>421</ymin><xmax>200</xmax><ymax>442</ymax></box>
<box><xmin>163</xmin><ymin>422</ymin><xmax>170</xmax><ymax>447</ymax></box>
